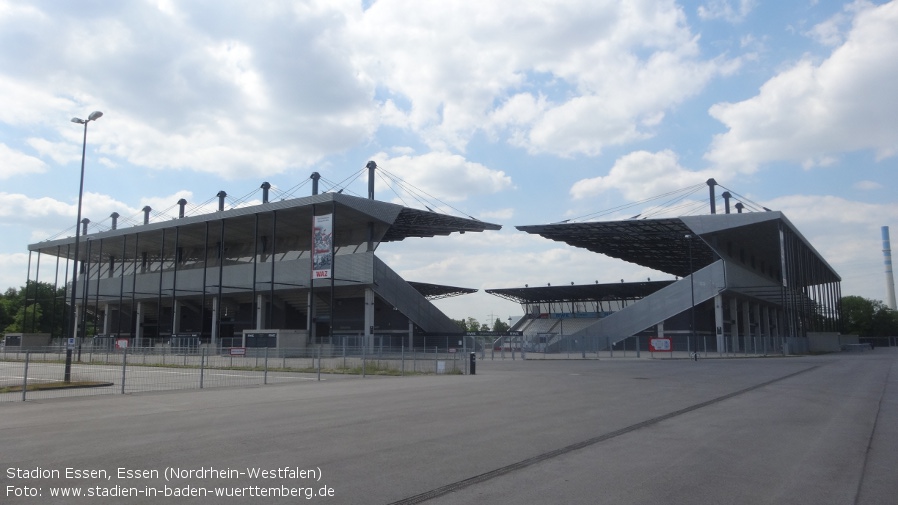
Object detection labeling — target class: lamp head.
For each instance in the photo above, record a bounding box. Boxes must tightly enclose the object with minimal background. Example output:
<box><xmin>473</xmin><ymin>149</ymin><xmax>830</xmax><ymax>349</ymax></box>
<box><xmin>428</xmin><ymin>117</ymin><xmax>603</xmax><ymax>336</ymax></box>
<box><xmin>88</xmin><ymin>111</ymin><xmax>103</xmax><ymax>121</ymax></box>
<box><xmin>71</xmin><ymin>117</ymin><xmax>85</xmax><ymax>124</ymax></box>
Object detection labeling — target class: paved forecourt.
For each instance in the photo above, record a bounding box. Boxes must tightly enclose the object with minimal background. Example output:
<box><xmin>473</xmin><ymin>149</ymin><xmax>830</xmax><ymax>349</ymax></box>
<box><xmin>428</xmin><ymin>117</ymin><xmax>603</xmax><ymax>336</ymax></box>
<box><xmin>1</xmin><ymin>350</ymin><xmax>896</xmax><ymax>504</ymax></box>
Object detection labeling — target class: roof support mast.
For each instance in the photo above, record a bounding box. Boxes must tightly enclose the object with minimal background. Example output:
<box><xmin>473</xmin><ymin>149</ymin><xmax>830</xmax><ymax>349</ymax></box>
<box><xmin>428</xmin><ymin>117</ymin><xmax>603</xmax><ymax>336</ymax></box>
<box><xmin>707</xmin><ymin>178</ymin><xmax>717</xmax><ymax>215</ymax></box>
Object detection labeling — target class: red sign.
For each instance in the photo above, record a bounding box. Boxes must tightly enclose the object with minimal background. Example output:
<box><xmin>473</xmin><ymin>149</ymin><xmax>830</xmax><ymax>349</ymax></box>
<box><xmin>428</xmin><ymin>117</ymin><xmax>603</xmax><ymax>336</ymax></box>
<box><xmin>649</xmin><ymin>338</ymin><xmax>672</xmax><ymax>352</ymax></box>
<box><xmin>229</xmin><ymin>347</ymin><xmax>247</xmax><ymax>356</ymax></box>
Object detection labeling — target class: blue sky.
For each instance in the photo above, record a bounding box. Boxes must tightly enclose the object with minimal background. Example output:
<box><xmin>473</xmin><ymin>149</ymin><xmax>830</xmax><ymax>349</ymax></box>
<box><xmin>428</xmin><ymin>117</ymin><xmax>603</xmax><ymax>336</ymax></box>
<box><xmin>1</xmin><ymin>0</ymin><xmax>896</xmax><ymax>324</ymax></box>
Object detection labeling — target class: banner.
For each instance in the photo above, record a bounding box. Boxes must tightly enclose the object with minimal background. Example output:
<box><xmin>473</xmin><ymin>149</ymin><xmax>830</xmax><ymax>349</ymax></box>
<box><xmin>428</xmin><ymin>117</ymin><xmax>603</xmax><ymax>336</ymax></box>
<box><xmin>312</xmin><ymin>214</ymin><xmax>333</xmax><ymax>279</ymax></box>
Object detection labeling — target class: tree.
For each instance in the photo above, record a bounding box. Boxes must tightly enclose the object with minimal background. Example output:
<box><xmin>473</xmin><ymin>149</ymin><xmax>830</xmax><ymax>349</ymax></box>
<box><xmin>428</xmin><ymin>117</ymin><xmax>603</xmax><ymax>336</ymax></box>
<box><xmin>465</xmin><ymin>317</ymin><xmax>481</xmax><ymax>332</ymax></box>
<box><xmin>0</xmin><ymin>281</ymin><xmax>67</xmax><ymax>337</ymax></box>
<box><xmin>841</xmin><ymin>296</ymin><xmax>898</xmax><ymax>336</ymax></box>
<box><xmin>492</xmin><ymin>318</ymin><xmax>510</xmax><ymax>332</ymax></box>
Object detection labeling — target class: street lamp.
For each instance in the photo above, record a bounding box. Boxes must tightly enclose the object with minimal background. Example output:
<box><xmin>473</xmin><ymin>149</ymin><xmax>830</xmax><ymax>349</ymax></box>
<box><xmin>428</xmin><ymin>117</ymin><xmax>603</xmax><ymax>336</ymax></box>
<box><xmin>685</xmin><ymin>233</ymin><xmax>697</xmax><ymax>361</ymax></box>
<box><xmin>64</xmin><ymin>111</ymin><xmax>103</xmax><ymax>382</ymax></box>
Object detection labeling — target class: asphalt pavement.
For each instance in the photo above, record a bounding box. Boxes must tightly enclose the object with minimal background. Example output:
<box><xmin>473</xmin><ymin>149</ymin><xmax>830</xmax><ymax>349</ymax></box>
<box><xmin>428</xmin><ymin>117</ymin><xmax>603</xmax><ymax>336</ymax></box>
<box><xmin>1</xmin><ymin>349</ymin><xmax>895</xmax><ymax>504</ymax></box>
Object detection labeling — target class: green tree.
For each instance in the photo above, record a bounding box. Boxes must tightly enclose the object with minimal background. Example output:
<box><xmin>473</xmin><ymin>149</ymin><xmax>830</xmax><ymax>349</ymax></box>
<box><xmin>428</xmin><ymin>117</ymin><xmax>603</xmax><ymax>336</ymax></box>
<box><xmin>492</xmin><ymin>318</ymin><xmax>510</xmax><ymax>332</ymax></box>
<box><xmin>4</xmin><ymin>303</ymin><xmax>43</xmax><ymax>334</ymax></box>
<box><xmin>841</xmin><ymin>296</ymin><xmax>898</xmax><ymax>336</ymax></box>
<box><xmin>465</xmin><ymin>317</ymin><xmax>480</xmax><ymax>332</ymax></box>
<box><xmin>0</xmin><ymin>281</ymin><xmax>67</xmax><ymax>337</ymax></box>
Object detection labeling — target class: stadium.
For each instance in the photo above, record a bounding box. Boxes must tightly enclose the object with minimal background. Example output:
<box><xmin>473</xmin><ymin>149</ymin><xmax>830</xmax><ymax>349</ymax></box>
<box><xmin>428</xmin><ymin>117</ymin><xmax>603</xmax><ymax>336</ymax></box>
<box><xmin>20</xmin><ymin>168</ymin><xmax>841</xmax><ymax>356</ymax></box>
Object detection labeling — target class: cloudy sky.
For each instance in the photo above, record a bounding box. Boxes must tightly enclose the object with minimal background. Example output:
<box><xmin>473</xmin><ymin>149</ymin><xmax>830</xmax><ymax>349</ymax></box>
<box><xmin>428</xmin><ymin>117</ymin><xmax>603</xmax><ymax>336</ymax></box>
<box><xmin>1</xmin><ymin>0</ymin><xmax>896</xmax><ymax>325</ymax></box>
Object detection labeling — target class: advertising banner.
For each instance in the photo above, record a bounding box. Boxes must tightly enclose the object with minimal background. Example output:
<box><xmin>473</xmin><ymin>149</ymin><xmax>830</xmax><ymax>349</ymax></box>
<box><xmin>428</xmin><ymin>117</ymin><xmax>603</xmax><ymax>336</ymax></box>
<box><xmin>649</xmin><ymin>338</ymin><xmax>672</xmax><ymax>352</ymax></box>
<box><xmin>312</xmin><ymin>214</ymin><xmax>333</xmax><ymax>279</ymax></box>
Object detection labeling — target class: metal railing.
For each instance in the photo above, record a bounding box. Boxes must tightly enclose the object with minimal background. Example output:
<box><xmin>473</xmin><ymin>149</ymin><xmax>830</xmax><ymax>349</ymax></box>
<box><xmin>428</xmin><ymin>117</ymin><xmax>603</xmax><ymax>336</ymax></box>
<box><xmin>1</xmin><ymin>345</ymin><xmax>471</xmax><ymax>403</ymax></box>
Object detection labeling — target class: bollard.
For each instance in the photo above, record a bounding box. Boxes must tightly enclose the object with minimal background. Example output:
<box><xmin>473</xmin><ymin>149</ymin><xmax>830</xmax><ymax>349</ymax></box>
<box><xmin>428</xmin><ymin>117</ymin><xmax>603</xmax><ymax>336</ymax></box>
<box><xmin>470</xmin><ymin>352</ymin><xmax>476</xmax><ymax>375</ymax></box>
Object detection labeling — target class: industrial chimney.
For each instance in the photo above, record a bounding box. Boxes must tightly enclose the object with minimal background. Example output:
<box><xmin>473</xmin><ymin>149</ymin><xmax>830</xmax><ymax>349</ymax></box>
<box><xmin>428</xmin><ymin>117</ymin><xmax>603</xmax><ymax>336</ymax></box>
<box><xmin>883</xmin><ymin>226</ymin><xmax>897</xmax><ymax>310</ymax></box>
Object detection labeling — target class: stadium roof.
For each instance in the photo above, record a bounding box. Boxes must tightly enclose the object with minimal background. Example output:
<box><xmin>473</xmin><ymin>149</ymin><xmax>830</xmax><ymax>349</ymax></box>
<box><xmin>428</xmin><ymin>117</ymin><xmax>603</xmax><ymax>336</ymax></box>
<box><xmin>28</xmin><ymin>192</ymin><xmax>501</xmax><ymax>260</ymax></box>
<box><xmin>516</xmin><ymin>212</ymin><xmax>839</xmax><ymax>284</ymax></box>
<box><xmin>486</xmin><ymin>280</ymin><xmax>676</xmax><ymax>304</ymax></box>
<box><xmin>407</xmin><ymin>282</ymin><xmax>478</xmax><ymax>300</ymax></box>
<box><xmin>516</xmin><ymin>218</ymin><xmax>716</xmax><ymax>278</ymax></box>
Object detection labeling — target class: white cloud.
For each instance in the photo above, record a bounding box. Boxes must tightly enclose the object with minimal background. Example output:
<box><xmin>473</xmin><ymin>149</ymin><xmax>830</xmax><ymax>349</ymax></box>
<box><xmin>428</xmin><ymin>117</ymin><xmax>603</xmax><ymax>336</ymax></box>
<box><xmin>369</xmin><ymin>152</ymin><xmax>513</xmax><ymax>204</ymax></box>
<box><xmin>706</xmin><ymin>1</ymin><xmax>898</xmax><ymax>172</ymax></box>
<box><xmin>697</xmin><ymin>0</ymin><xmax>757</xmax><ymax>23</ymax></box>
<box><xmin>351</xmin><ymin>0</ymin><xmax>735</xmax><ymax>156</ymax></box>
<box><xmin>0</xmin><ymin>143</ymin><xmax>47</xmax><ymax>178</ymax></box>
<box><xmin>570</xmin><ymin>150</ymin><xmax>714</xmax><ymax>201</ymax></box>
<box><xmin>853</xmin><ymin>180</ymin><xmax>883</xmax><ymax>190</ymax></box>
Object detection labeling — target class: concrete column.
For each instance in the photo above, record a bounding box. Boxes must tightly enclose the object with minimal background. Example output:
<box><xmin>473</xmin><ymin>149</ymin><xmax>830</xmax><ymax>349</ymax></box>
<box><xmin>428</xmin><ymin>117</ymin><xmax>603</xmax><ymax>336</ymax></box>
<box><xmin>714</xmin><ymin>295</ymin><xmax>725</xmax><ymax>353</ymax></box>
<box><xmin>135</xmin><ymin>302</ymin><xmax>144</xmax><ymax>346</ymax></box>
<box><xmin>256</xmin><ymin>294</ymin><xmax>265</xmax><ymax>329</ymax></box>
<box><xmin>656</xmin><ymin>321</ymin><xmax>664</xmax><ymax>338</ymax></box>
<box><xmin>752</xmin><ymin>303</ymin><xmax>761</xmax><ymax>354</ymax></box>
<box><xmin>364</xmin><ymin>288</ymin><xmax>375</xmax><ymax>351</ymax></box>
<box><xmin>729</xmin><ymin>298</ymin><xmax>739</xmax><ymax>354</ymax></box>
<box><xmin>74</xmin><ymin>304</ymin><xmax>82</xmax><ymax>340</ymax></box>
<box><xmin>210</xmin><ymin>297</ymin><xmax>219</xmax><ymax>347</ymax></box>
<box><xmin>171</xmin><ymin>301</ymin><xmax>181</xmax><ymax>334</ymax></box>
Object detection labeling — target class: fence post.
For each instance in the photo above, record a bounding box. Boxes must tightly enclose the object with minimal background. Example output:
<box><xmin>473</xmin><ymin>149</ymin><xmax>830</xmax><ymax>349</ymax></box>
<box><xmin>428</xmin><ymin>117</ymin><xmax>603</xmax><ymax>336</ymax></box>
<box><xmin>636</xmin><ymin>336</ymin><xmax>640</xmax><ymax>358</ymax></box>
<box><xmin>362</xmin><ymin>342</ymin><xmax>367</xmax><ymax>378</ymax></box>
<box><xmin>608</xmin><ymin>337</ymin><xmax>613</xmax><ymax>358</ymax></box>
<box><xmin>401</xmin><ymin>345</ymin><xmax>405</xmax><ymax>376</ymax></box>
<box><xmin>200</xmin><ymin>348</ymin><xmax>206</xmax><ymax>389</ymax></box>
<box><xmin>121</xmin><ymin>346</ymin><xmax>128</xmax><ymax>394</ymax></box>
<box><xmin>316</xmin><ymin>345</ymin><xmax>321</xmax><ymax>382</ymax></box>
<box><xmin>264</xmin><ymin>347</ymin><xmax>269</xmax><ymax>385</ymax></box>
<box><xmin>21</xmin><ymin>351</ymin><xmax>30</xmax><ymax>402</ymax></box>
<box><xmin>434</xmin><ymin>346</ymin><xmax>438</xmax><ymax>374</ymax></box>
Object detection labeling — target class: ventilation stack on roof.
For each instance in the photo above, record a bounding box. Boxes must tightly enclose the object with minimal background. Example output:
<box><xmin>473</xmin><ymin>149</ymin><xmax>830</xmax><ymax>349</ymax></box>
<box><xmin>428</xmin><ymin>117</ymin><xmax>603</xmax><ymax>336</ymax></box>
<box><xmin>80</xmin><ymin>218</ymin><xmax>89</xmax><ymax>235</ymax></box>
<box><xmin>110</xmin><ymin>212</ymin><xmax>119</xmax><ymax>230</ymax></box>
<box><xmin>261</xmin><ymin>182</ymin><xmax>271</xmax><ymax>203</ymax></box>
<box><xmin>735</xmin><ymin>202</ymin><xmax>744</xmax><ymax>214</ymax></box>
<box><xmin>177</xmin><ymin>198</ymin><xmax>187</xmax><ymax>218</ymax></box>
<box><xmin>310</xmin><ymin>172</ymin><xmax>320</xmax><ymax>195</ymax></box>
<box><xmin>217</xmin><ymin>191</ymin><xmax>226</xmax><ymax>212</ymax></box>
<box><xmin>707</xmin><ymin>178</ymin><xmax>717</xmax><ymax>214</ymax></box>
<box><xmin>722</xmin><ymin>192</ymin><xmax>732</xmax><ymax>214</ymax></box>
<box><xmin>142</xmin><ymin>206</ymin><xmax>151</xmax><ymax>225</ymax></box>
<box><xmin>883</xmin><ymin>226</ymin><xmax>897</xmax><ymax>310</ymax></box>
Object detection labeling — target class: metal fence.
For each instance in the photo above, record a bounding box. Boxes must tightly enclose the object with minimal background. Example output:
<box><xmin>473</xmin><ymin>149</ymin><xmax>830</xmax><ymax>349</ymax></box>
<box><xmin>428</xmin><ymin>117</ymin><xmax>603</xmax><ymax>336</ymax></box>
<box><xmin>0</xmin><ymin>345</ymin><xmax>474</xmax><ymax>403</ymax></box>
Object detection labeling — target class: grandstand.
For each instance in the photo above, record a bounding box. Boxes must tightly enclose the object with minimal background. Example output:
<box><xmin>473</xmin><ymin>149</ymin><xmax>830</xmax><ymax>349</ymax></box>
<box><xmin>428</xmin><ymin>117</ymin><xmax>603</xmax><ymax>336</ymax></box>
<box><xmin>23</xmin><ymin>162</ymin><xmax>499</xmax><ymax>351</ymax></box>
<box><xmin>488</xmin><ymin>180</ymin><xmax>842</xmax><ymax>354</ymax></box>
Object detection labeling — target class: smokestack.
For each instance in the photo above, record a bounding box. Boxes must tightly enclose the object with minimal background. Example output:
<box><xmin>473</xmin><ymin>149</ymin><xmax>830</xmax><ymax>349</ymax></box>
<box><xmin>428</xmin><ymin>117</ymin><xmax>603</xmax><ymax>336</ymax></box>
<box><xmin>142</xmin><ymin>206</ymin><xmax>152</xmax><ymax>225</ymax></box>
<box><xmin>177</xmin><ymin>199</ymin><xmax>187</xmax><ymax>218</ymax></box>
<box><xmin>366</xmin><ymin>160</ymin><xmax>377</xmax><ymax>200</ymax></box>
<box><xmin>735</xmin><ymin>202</ymin><xmax>744</xmax><ymax>214</ymax></box>
<box><xmin>883</xmin><ymin>226</ymin><xmax>897</xmax><ymax>310</ymax></box>
<box><xmin>310</xmin><ymin>172</ymin><xmax>320</xmax><ymax>196</ymax></box>
<box><xmin>217</xmin><ymin>191</ymin><xmax>227</xmax><ymax>212</ymax></box>
<box><xmin>110</xmin><ymin>212</ymin><xmax>119</xmax><ymax>230</ymax></box>
<box><xmin>261</xmin><ymin>182</ymin><xmax>271</xmax><ymax>203</ymax></box>
<box><xmin>707</xmin><ymin>178</ymin><xmax>717</xmax><ymax>214</ymax></box>
<box><xmin>81</xmin><ymin>218</ymin><xmax>89</xmax><ymax>235</ymax></box>
<box><xmin>722</xmin><ymin>192</ymin><xmax>732</xmax><ymax>214</ymax></box>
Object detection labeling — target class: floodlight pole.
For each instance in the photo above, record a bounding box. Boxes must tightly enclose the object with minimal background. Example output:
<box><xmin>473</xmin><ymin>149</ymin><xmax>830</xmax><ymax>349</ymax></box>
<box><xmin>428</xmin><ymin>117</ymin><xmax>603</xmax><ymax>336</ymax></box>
<box><xmin>64</xmin><ymin>111</ymin><xmax>102</xmax><ymax>382</ymax></box>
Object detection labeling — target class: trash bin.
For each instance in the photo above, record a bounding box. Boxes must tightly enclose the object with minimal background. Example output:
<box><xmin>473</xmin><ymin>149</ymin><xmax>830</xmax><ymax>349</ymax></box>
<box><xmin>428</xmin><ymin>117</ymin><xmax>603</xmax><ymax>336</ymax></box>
<box><xmin>470</xmin><ymin>352</ymin><xmax>476</xmax><ymax>375</ymax></box>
